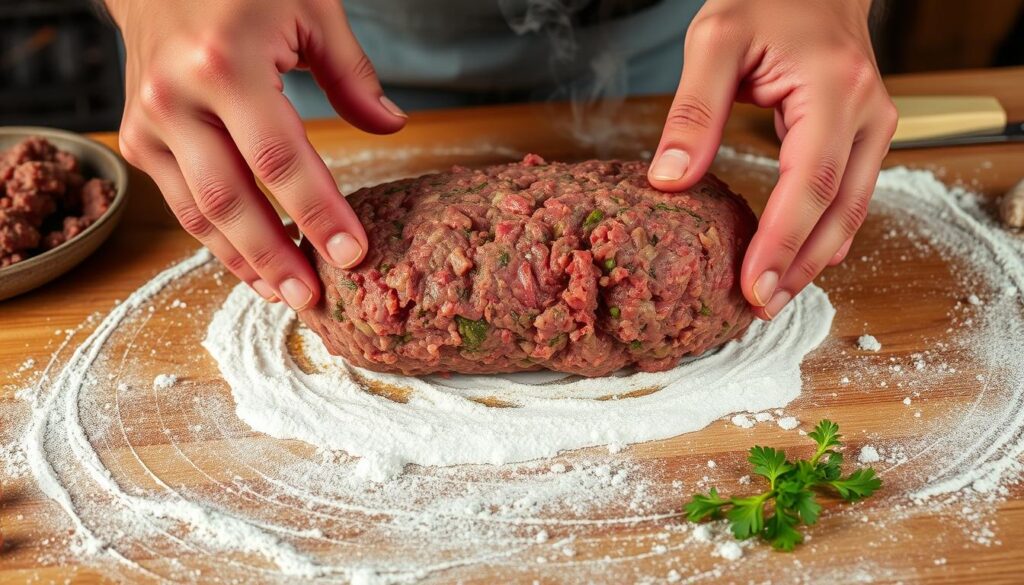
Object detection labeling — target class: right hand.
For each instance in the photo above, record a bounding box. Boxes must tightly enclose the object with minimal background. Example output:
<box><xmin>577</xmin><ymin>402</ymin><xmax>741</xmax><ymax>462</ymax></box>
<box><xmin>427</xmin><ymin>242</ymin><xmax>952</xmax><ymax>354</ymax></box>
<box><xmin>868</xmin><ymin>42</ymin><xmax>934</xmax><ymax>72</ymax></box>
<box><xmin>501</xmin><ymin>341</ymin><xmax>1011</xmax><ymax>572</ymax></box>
<box><xmin>107</xmin><ymin>0</ymin><xmax>406</xmax><ymax>309</ymax></box>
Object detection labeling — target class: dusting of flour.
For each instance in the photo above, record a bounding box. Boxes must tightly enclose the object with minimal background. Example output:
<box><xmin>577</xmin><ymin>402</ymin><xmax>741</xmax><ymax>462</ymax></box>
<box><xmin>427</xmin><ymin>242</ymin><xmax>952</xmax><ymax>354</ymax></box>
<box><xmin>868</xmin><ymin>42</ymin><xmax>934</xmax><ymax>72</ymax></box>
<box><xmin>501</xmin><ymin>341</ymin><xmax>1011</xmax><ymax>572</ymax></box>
<box><xmin>202</xmin><ymin>284</ymin><xmax>833</xmax><ymax>475</ymax></box>
<box><xmin>3</xmin><ymin>144</ymin><xmax>1023</xmax><ymax>584</ymax></box>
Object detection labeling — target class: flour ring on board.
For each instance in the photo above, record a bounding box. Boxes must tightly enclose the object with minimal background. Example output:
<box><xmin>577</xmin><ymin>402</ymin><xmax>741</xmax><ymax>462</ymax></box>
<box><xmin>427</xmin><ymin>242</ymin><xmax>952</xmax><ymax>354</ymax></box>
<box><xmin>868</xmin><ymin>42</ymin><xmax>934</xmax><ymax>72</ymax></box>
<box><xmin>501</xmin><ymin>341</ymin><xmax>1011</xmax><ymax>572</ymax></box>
<box><xmin>203</xmin><ymin>283</ymin><xmax>835</xmax><ymax>471</ymax></box>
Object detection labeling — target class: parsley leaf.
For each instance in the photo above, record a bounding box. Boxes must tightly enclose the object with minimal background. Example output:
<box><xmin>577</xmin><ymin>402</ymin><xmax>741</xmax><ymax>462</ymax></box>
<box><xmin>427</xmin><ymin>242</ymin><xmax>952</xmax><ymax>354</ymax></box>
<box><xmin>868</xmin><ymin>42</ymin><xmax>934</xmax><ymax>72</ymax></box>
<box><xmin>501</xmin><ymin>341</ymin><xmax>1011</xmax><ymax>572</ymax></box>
<box><xmin>765</xmin><ymin>509</ymin><xmax>803</xmax><ymax>551</ymax></box>
<box><xmin>808</xmin><ymin>419</ymin><xmax>841</xmax><ymax>464</ymax></box>
<box><xmin>829</xmin><ymin>468</ymin><xmax>882</xmax><ymax>502</ymax></box>
<box><xmin>748</xmin><ymin>446</ymin><xmax>793</xmax><ymax>489</ymax></box>
<box><xmin>727</xmin><ymin>494</ymin><xmax>767</xmax><ymax>539</ymax></box>
<box><xmin>683</xmin><ymin>419</ymin><xmax>881</xmax><ymax>552</ymax></box>
<box><xmin>685</xmin><ymin>487</ymin><xmax>729</xmax><ymax>522</ymax></box>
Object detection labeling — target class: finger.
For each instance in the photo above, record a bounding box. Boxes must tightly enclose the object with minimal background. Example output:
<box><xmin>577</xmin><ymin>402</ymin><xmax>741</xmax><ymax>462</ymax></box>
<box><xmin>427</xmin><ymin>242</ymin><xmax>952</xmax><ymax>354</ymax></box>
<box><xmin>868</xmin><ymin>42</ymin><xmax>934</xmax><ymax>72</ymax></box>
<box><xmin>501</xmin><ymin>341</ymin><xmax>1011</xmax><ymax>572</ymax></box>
<box><xmin>164</xmin><ymin>119</ymin><xmax>321</xmax><ymax>310</ymax></box>
<box><xmin>771</xmin><ymin>116</ymin><xmax>896</xmax><ymax>311</ymax></box>
<box><xmin>303</xmin><ymin>2</ymin><xmax>406</xmax><ymax>135</ymax></box>
<box><xmin>773</xmin><ymin>109</ymin><xmax>788</xmax><ymax>142</ymax></box>
<box><xmin>217</xmin><ymin>89</ymin><xmax>371</xmax><ymax>272</ymax></box>
<box><xmin>829</xmin><ymin>237</ymin><xmax>854</xmax><ymax>267</ymax></box>
<box><xmin>740</xmin><ymin>105</ymin><xmax>856</xmax><ymax>313</ymax></box>
<box><xmin>647</xmin><ymin>18</ymin><xmax>746</xmax><ymax>191</ymax></box>
<box><xmin>118</xmin><ymin>126</ymin><xmax>278</xmax><ymax>301</ymax></box>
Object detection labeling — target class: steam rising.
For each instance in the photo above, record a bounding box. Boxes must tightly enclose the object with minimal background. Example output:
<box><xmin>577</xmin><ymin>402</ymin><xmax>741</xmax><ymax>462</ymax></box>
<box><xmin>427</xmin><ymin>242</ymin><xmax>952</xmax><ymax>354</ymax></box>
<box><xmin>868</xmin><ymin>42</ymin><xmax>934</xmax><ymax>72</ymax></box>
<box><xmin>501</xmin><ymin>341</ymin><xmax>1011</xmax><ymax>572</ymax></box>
<box><xmin>499</xmin><ymin>0</ymin><xmax>645</xmax><ymax>157</ymax></box>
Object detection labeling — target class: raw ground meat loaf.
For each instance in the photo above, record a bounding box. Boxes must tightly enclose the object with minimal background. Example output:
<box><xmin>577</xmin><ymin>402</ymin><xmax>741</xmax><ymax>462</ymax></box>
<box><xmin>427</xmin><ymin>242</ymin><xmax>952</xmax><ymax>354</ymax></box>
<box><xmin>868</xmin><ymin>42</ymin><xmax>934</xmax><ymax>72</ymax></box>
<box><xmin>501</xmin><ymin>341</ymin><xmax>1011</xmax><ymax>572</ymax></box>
<box><xmin>299</xmin><ymin>155</ymin><xmax>757</xmax><ymax>377</ymax></box>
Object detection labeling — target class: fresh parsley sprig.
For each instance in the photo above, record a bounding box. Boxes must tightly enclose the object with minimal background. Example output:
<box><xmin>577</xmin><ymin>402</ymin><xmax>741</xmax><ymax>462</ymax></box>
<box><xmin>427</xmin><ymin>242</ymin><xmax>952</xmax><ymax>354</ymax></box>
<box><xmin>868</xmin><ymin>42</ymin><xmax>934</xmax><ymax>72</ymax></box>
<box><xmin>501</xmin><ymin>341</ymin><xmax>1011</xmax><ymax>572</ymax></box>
<box><xmin>684</xmin><ymin>419</ymin><xmax>881</xmax><ymax>551</ymax></box>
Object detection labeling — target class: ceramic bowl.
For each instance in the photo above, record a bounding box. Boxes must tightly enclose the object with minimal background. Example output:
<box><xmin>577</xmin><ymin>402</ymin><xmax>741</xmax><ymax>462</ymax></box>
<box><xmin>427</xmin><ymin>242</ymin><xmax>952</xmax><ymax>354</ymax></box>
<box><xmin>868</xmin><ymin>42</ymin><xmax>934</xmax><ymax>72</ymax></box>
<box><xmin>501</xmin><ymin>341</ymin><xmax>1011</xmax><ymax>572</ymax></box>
<box><xmin>0</xmin><ymin>126</ymin><xmax>128</xmax><ymax>301</ymax></box>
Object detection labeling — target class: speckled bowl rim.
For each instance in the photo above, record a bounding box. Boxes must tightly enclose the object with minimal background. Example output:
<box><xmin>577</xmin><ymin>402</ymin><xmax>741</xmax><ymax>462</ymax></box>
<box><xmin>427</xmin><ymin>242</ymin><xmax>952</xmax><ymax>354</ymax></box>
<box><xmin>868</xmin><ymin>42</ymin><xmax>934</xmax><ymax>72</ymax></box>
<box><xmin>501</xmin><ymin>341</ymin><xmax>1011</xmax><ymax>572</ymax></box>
<box><xmin>0</xmin><ymin>126</ymin><xmax>129</xmax><ymax>294</ymax></box>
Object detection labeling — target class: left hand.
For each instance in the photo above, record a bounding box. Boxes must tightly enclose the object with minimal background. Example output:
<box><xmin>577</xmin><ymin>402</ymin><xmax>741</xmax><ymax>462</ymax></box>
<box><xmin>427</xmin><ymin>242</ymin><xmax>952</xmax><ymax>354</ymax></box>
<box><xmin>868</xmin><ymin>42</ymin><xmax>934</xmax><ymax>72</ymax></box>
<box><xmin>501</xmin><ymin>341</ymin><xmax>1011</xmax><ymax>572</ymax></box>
<box><xmin>647</xmin><ymin>0</ymin><xmax>897</xmax><ymax>320</ymax></box>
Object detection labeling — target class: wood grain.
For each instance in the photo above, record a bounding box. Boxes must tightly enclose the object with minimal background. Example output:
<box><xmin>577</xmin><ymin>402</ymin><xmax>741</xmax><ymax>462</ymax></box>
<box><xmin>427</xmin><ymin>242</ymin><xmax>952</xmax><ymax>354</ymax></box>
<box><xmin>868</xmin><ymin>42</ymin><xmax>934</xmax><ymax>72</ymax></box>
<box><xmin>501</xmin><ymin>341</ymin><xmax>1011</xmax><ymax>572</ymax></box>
<box><xmin>1</xmin><ymin>67</ymin><xmax>1023</xmax><ymax>584</ymax></box>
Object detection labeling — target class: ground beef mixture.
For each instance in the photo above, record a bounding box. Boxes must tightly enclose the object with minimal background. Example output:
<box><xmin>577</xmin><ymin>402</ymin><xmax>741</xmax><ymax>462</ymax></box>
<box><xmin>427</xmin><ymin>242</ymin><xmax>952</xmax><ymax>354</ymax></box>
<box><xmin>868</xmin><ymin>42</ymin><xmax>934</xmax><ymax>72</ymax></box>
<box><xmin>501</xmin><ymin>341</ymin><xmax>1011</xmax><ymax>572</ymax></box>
<box><xmin>0</xmin><ymin>137</ymin><xmax>116</xmax><ymax>268</ymax></box>
<box><xmin>300</xmin><ymin>155</ymin><xmax>756</xmax><ymax>377</ymax></box>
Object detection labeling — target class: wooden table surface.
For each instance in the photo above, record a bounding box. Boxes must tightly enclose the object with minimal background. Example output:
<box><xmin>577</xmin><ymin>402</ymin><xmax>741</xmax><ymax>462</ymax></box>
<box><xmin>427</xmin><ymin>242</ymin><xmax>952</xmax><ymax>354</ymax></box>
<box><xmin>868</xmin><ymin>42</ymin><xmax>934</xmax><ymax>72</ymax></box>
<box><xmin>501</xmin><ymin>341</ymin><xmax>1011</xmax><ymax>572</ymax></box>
<box><xmin>1</xmin><ymin>66</ymin><xmax>1023</xmax><ymax>584</ymax></box>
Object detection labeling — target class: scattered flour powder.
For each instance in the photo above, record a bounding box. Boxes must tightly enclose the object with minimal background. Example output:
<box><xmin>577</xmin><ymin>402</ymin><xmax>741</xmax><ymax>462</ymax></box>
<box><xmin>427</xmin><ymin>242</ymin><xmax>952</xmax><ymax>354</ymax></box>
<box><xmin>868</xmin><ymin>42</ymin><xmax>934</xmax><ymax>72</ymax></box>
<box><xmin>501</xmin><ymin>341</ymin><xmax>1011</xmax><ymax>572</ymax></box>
<box><xmin>203</xmin><ymin>284</ymin><xmax>834</xmax><ymax>471</ymax></box>
<box><xmin>858</xmin><ymin>445</ymin><xmax>881</xmax><ymax>464</ymax></box>
<box><xmin>4</xmin><ymin>146</ymin><xmax>1024</xmax><ymax>583</ymax></box>
<box><xmin>152</xmin><ymin>373</ymin><xmax>177</xmax><ymax>389</ymax></box>
<box><xmin>857</xmin><ymin>335</ymin><xmax>883</xmax><ymax>352</ymax></box>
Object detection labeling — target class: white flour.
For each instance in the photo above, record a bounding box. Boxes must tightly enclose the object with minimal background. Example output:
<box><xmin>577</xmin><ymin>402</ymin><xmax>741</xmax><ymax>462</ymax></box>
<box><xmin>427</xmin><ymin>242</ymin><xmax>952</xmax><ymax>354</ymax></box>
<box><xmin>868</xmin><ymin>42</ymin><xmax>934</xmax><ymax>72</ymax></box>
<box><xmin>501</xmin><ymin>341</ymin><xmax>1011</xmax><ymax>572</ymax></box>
<box><xmin>203</xmin><ymin>283</ymin><xmax>833</xmax><ymax>473</ymax></box>
<box><xmin>3</xmin><ymin>144</ymin><xmax>1023</xmax><ymax>584</ymax></box>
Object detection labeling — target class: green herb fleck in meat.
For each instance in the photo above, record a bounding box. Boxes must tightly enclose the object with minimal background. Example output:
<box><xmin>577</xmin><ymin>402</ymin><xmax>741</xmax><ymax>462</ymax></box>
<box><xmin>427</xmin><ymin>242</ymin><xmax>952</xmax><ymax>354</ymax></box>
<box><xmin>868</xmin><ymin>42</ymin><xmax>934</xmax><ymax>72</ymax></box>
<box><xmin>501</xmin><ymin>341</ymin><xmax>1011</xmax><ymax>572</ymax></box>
<box><xmin>499</xmin><ymin>251</ymin><xmax>510</xmax><ymax>267</ymax></box>
<box><xmin>609</xmin><ymin>306</ymin><xmax>621</xmax><ymax>319</ymax></box>
<box><xmin>548</xmin><ymin>333</ymin><xmax>566</xmax><ymax>347</ymax></box>
<box><xmin>383</xmin><ymin>184</ymin><xmax>405</xmax><ymax>195</ymax></box>
<box><xmin>390</xmin><ymin>220</ymin><xmax>405</xmax><ymax>240</ymax></box>
<box><xmin>603</xmin><ymin>258</ymin><xmax>616</xmax><ymax>272</ymax></box>
<box><xmin>455</xmin><ymin>315</ymin><xmax>488</xmax><ymax>351</ymax></box>
<box><xmin>379</xmin><ymin>262</ymin><xmax>393</xmax><ymax>275</ymax></box>
<box><xmin>392</xmin><ymin>332</ymin><xmax>413</xmax><ymax>346</ymax></box>
<box><xmin>341</xmin><ymin>278</ymin><xmax>358</xmax><ymax>291</ymax></box>
<box><xmin>653</xmin><ymin>202</ymin><xmax>703</xmax><ymax>222</ymax></box>
<box><xmin>700</xmin><ymin>302</ymin><xmax>712</xmax><ymax>317</ymax></box>
<box><xmin>629</xmin><ymin>340</ymin><xmax>642</xmax><ymax>350</ymax></box>
<box><xmin>332</xmin><ymin>299</ymin><xmax>346</xmax><ymax>321</ymax></box>
<box><xmin>583</xmin><ymin>209</ymin><xmax>605</xmax><ymax>231</ymax></box>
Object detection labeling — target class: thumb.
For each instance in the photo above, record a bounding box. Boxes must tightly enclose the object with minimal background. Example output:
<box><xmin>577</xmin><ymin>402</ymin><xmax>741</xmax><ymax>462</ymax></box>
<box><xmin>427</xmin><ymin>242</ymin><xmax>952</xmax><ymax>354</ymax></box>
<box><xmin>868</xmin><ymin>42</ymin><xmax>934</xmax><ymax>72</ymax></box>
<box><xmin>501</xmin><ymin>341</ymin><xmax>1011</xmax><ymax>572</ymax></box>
<box><xmin>648</xmin><ymin>26</ymin><xmax>743</xmax><ymax>191</ymax></box>
<box><xmin>302</xmin><ymin>5</ymin><xmax>406</xmax><ymax>135</ymax></box>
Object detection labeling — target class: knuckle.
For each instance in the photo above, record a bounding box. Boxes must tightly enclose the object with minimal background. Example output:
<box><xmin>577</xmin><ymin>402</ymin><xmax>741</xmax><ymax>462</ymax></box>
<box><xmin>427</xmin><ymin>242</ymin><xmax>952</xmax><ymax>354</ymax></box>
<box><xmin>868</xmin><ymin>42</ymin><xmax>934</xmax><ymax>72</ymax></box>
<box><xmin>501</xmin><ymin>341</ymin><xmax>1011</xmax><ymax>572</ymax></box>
<box><xmin>794</xmin><ymin>257</ymin><xmax>822</xmax><ymax>282</ymax></box>
<box><xmin>351</xmin><ymin>53</ymin><xmax>378</xmax><ymax>82</ymax></box>
<box><xmin>686</xmin><ymin>12</ymin><xmax>740</xmax><ymax>52</ymax></box>
<box><xmin>189</xmin><ymin>41</ymin><xmax>234</xmax><ymax>84</ymax></box>
<box><xmin>250</xmin><ymin>135</ymin><xmax>301</xmax><ymax>187</ymax></box>
<box><xmin>222</xmin><ymin>252</ymin><xmax>250</xmax><ymax>274</ymax></box>
<box><xmin>880</xmin><ymin>99</ymin><xmax>899</xmax><ymax>137</ymax></box>
<box><xmin>838</xmin><ymin>192</ymin><xmax>871</xmax><ymax>235</ymax></box>
<box><xmin>666</xmin><ymin>94</ymin><xmax>715</xmax><ymax>133</ymax></box>
<box><xmin>293</xmin><ymin>199</ymin><xmax>335</xmax><ymax>234</ymax></box>
<box><xmin>117</xmin><ymin>124</ymin><xmax>147</xmax><ymax>165</ymax></box>
<box><xmin>247</xmin><ymin>245</ymin><xmax>283</xmax><ymax>271</ymax></box>
<box><xmin>174</xmin><ymin>203</ymin><xmax>215</xmax><ymax>238</ymax></box>
<box><xmin>777</xmin><ymin>230</ymin><xmax>804</xmax><ymax>257</ymax></box>
<box><xmin>139</xmin><ymin>75</ymin><xmax>177</xmax><ymax>118</ymax></box>
<box><xmin>194</xmin><ymin>178</ymin><xmax>244</xmax><ymax>226</ymax></box>
<box><xmin>806</xmin><ymin>156</ymin><xmax>842</xmax><ymax>210</ymax></box>
<box><xmin>840</xmin><ymin>55</ymin><xmax>880</xmax><ymax>97</ymax></box>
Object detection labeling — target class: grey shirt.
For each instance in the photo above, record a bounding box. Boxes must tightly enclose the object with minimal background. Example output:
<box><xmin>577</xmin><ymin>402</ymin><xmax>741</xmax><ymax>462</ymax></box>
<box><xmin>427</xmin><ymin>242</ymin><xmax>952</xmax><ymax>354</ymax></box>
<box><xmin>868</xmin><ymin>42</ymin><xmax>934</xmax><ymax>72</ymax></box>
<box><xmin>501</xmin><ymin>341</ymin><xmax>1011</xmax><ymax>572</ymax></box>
<box><xmin>286</xmin><ymin>0</ymin><xmax>702</xmax><ymax>115</ymax></box>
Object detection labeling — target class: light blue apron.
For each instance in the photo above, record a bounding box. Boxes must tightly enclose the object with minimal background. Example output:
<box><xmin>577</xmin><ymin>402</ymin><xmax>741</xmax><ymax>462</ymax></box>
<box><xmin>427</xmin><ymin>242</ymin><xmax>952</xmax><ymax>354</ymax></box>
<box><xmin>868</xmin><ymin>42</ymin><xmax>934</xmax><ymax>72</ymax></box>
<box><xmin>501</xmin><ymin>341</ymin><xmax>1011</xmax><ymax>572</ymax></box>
<box><xmin>285</xmin><ymin>0</ymin><xmax>703</xmax><ymax>116</ymax></box>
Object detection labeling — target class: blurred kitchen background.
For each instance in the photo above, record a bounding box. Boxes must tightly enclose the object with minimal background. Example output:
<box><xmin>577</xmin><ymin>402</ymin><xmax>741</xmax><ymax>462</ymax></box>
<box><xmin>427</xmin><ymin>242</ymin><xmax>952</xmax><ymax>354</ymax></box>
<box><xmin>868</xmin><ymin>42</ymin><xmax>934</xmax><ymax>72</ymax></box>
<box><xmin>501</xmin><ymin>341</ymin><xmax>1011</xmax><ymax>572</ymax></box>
<box><xmin>1</xmin><ymin>0</ymin><xmax>1021</xmax><ymax>133</ymax></box>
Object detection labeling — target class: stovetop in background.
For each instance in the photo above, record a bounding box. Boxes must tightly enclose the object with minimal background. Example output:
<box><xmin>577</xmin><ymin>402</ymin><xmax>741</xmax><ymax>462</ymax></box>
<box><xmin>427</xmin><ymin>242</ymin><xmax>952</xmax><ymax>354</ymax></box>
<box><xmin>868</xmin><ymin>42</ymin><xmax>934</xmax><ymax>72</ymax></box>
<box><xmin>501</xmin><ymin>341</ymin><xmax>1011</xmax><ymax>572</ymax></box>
<box><xmin>0</xmin><ymin>0</ymin><xmax>123</xmax><ymax>132</ymax></box>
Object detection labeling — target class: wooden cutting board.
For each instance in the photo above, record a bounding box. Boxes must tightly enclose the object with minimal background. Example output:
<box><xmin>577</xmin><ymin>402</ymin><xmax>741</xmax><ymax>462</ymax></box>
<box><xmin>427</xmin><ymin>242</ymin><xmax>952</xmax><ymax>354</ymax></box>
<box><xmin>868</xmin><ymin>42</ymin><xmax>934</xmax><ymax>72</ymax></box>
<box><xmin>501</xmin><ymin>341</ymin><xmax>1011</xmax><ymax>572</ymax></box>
<box><xmin>1</xmin><ymin>67</ymin><xmax>1023</xmax><ymax>584</ymax></box>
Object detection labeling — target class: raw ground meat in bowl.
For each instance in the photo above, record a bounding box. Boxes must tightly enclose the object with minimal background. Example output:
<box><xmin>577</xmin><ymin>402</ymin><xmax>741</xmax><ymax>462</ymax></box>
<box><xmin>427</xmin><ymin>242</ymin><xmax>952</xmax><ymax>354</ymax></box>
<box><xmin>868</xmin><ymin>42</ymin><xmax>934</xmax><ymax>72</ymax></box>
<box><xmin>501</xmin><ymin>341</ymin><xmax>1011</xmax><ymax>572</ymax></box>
<box><xmin>299</xmin><ymin>155</ymin><xmax>757</xmax><ymax>377</ymax></box>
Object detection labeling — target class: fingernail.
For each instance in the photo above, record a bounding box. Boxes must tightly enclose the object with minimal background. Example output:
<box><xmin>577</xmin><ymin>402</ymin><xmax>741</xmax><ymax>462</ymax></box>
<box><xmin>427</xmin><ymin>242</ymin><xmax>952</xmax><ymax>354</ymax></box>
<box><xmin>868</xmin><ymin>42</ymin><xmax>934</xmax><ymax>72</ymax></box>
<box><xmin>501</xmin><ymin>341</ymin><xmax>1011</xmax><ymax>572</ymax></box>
<box><xmin>252</xmin><ymin>279</ymin><xmax>278</xmax><ymax>301</ymax></box>
<box><xmin>280</xmin><ymin>278</ymin><xmax>313</xmax><ymax>310</ymax></box>
<box><xmin>379</xmin><ymin>95</ymin><xmax>407</xmax><ymax>118</ymax></box>
<box><xmin>649</xmin><ymin>149</ymin><xmax>689</xmax><ymax>182</ymax></box>
<box><xmin>752</xmin><ymin>270</ymin><xmax>778</xmax><ymax>307</ymax></box>
<box><xmin>763</xmin><ymin>290</ymin><xmax>792</xmax><ymax>320</ymax></box>
<box><xmin>327</xmin><ymin>232</ymin><xmax>363</xmax><ymax>268</ymax></box>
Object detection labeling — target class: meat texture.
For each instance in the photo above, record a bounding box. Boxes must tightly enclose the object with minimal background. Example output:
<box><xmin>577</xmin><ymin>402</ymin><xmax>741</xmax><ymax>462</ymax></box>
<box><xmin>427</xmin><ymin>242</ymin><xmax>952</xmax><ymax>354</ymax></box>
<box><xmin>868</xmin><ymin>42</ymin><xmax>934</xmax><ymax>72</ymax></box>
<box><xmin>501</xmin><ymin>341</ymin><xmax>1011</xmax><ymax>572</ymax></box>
<box><xmin>0</xmin><ymin>137</ymin><xmax>116</xmax><ymax>267</ymax></box>
<box><xmin>300</xmin><ymin>155</ymin><xmax>757</xmax><ymax>377</ymax></box>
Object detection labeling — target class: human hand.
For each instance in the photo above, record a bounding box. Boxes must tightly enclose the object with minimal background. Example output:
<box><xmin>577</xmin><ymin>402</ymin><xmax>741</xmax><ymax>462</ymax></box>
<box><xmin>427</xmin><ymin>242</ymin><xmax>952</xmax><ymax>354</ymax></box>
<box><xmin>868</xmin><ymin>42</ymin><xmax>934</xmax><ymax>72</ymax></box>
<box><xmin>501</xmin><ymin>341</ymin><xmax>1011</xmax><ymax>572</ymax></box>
<box><xmin>107</xmin><ymin>0</ymin><xmax>406</xmax><ymax>309</ymax></box>
<box><xmin>647</xmin><ymin>0</ymin><xmax>897</xmax><ymax>320</ymax></box>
